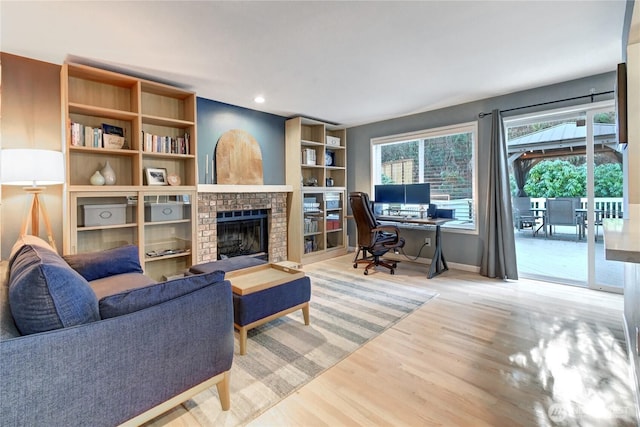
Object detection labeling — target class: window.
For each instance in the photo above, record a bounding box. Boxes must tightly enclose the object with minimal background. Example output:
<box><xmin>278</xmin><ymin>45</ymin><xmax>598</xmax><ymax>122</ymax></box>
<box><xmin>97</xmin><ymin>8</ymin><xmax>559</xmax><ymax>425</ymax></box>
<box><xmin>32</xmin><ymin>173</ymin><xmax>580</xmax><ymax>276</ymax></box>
<box><xmin>371</xmin><ymin>122</ymin><xmax>478</xmax><ymax>232</ymax></box>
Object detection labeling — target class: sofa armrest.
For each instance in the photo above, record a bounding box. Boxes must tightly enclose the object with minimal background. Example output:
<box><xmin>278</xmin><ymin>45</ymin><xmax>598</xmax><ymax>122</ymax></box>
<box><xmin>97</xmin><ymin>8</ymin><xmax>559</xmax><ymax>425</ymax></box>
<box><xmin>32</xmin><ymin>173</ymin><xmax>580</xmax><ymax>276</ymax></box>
<box><xmin>0</xmin><ymin>279</ymin><xmax>234</xmax><ymax>427</ymax></box>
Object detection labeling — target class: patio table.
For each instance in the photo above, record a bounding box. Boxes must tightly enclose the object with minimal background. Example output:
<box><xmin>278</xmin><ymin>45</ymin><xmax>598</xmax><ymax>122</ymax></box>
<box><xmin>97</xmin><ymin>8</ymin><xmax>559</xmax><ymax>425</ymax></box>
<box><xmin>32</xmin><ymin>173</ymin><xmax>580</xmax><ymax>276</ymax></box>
<box><xmin>529</xmin><ymin>207</ymin><xmax>546</xmax><ymax>236</ymax></box>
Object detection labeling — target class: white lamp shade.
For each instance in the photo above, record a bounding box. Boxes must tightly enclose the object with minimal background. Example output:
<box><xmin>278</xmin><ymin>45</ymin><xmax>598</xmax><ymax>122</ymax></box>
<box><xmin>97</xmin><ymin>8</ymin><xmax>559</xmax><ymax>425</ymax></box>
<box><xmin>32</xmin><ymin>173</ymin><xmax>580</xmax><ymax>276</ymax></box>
<box><xmin>0</xmin><ymin>149</ymin><xmax>65</xmax><ymax>186</ymax></box>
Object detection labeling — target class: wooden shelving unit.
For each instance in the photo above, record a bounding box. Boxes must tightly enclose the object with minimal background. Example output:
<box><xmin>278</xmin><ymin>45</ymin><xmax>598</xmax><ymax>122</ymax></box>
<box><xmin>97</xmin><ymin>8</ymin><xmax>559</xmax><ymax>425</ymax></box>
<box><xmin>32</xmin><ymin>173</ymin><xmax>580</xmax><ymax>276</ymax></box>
<box><xmin>285</xmin><ymin>117</ymin><xmax>347</xmax><ymax>264</ymax></box>
<box><xmin>62</xmin><ymin>63</ymin><xmax>197</xmax><ymax>281</ymax></box>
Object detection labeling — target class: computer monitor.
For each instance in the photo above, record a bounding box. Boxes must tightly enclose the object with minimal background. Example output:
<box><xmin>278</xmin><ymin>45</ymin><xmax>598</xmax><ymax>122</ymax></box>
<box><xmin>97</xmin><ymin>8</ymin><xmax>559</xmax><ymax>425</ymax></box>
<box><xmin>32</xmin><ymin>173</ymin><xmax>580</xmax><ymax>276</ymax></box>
<box><xmin>374</xmin><ymin>184</ymin><xmax>405</xmax><ymax>204</ymax></box>
<box><xmin>404</xmin><ymin>183</ymin><xmax>431</xmax><ymax>205</ymax></box>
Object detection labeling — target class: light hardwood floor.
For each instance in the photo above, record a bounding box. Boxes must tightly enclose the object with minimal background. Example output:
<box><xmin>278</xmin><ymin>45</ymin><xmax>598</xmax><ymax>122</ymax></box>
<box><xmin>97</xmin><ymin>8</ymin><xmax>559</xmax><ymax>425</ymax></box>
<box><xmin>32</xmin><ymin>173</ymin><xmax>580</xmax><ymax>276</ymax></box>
<box><xmin>148</xmin><ymin>255</ymin><xmax>638</xmax><ymax>427</ymax></box>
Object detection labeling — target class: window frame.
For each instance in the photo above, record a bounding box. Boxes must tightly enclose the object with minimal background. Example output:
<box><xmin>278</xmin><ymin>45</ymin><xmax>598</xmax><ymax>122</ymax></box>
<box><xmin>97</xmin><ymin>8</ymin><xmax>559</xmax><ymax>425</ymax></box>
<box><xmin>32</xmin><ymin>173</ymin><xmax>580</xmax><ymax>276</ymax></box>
<box><xmin>370</xmin><ymin>121</ymin><xmax>479</xmax><ymax>234</ymax></box>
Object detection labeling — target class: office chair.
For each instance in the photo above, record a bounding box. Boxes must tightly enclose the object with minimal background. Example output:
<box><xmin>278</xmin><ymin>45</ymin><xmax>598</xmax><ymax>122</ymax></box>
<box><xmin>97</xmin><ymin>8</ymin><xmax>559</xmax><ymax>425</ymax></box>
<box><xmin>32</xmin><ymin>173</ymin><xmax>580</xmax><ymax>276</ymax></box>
<box><xmin>349</xmin><ymin>191</ymin><xmax>405</xmax><ymax>275</ymax></box>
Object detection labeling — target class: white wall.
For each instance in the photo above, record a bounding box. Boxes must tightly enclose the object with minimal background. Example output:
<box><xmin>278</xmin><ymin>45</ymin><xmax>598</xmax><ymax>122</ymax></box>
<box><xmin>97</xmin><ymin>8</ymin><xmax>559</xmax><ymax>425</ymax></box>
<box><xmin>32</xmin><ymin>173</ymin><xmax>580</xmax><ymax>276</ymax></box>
<box><xmin>628</xmin><ymin>4</ymin><xmax>640</xmax><ymax>204</ymax></box>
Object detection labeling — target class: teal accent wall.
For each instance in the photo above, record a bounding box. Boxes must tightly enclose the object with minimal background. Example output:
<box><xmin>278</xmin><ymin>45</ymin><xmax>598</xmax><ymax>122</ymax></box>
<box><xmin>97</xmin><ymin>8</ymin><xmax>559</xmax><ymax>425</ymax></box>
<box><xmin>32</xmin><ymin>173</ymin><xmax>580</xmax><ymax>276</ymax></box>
<box><xmin>347</xmin><ymin>72</ymin><xmax>617</xmax><ymax>268</ymax></box>
<box><xmin>197</xmin><ymin>98</ymin><xmax>286</xmax><ymax>184</ymax></box>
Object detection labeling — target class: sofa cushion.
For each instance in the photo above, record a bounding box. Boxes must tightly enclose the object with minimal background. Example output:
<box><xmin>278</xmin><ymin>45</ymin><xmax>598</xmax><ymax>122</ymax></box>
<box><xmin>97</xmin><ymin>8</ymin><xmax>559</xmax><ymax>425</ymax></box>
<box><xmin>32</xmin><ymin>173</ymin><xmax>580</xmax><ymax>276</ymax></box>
<box><xmin>99</xmin><ymin>270</ymin><xmax>226</xmax><ymax>319</ymax></box>
<box><xmin>9</xmin><ymin>243</ymin><xmax>100</xmax><ymax>335</ymax></box>
<box><xmin>63</xmin><ymin>245</ymin><xmax>142</xmax><ymax>282</ymax></box>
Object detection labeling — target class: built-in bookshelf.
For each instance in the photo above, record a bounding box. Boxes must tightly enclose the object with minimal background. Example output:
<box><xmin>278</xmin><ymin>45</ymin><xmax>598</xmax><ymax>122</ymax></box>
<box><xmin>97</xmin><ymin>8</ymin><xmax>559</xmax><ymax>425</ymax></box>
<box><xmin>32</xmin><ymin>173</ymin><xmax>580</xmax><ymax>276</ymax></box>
<box><xmin>61</xmin><ymin>63</ymin><xmax>197</xmax><ymax>281</ymax></box>
<box><xmin>285</xmin><ymin>117</ymin><xmax>347</xmax><ymax>264</ymax></box>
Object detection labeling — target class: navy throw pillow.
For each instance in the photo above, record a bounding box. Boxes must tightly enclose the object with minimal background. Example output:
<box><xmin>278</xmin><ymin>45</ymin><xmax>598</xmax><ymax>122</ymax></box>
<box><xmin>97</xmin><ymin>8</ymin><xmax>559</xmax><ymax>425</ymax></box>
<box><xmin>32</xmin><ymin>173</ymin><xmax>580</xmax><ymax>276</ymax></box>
<box><xmin>99</xmin><ymin>270</ymin><xmax>226</xmax><ymax>319</ymax></box>
<box><xmin>64</xmin><ymin>245</ymin><xmax>142</xmax><ymax>282</ymax></box>
<box><xmin>9</xmin><ymin>244</ymin><xmax>100</xmax><ymax>335</ymax></box>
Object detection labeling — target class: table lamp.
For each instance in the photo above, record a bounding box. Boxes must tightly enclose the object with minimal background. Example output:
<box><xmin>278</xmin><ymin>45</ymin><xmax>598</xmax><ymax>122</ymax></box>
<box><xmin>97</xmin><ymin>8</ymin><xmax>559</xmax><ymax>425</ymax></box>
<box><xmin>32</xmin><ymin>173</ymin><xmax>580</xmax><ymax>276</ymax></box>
<box><xmin>0</xmin><ymin>149</ymin><xmax>64</xmax><ymax>251</ymax></box>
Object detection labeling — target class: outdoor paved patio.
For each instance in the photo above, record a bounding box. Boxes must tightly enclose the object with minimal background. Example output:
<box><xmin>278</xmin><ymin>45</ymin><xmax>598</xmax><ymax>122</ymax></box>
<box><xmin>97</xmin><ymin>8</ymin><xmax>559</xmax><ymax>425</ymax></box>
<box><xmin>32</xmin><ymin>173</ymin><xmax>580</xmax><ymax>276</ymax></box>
<box><xmin>514</xmin><ymin>225</ymin><xmax>624</xmax><ymax>290</ymax></box>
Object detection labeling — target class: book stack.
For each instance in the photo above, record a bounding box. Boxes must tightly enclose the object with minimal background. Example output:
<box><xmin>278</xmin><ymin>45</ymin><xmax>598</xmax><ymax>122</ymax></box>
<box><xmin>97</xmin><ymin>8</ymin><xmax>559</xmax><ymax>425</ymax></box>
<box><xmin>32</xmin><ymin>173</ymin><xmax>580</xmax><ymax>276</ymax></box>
<box><xmin>301</xmin><ymin>148</ymin><xmax>316</xmax><ymax>165</ymax></box>
<box><xmin>69</xmin><ymin>122</ymin><xmax>125</xmax><ymax>149</ymax></box>
<box><xmin>142</xmin><ymin>131</ymin><xmax>190</xmax><ymax>155</ymax></box>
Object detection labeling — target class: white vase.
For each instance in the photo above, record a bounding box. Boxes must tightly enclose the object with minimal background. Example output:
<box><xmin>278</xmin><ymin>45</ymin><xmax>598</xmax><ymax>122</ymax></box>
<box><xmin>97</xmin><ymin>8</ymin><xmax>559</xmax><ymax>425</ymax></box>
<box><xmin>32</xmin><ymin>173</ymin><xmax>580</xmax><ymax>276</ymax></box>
<box><xmin>101</xmin><ymin>161</ymin><xmax>116</xmax><ymax>185</ymax></box>
<box><xmin>90</xmin><ymin>170</ymin><xmax>105</xmax><ymax>186</ymax></box>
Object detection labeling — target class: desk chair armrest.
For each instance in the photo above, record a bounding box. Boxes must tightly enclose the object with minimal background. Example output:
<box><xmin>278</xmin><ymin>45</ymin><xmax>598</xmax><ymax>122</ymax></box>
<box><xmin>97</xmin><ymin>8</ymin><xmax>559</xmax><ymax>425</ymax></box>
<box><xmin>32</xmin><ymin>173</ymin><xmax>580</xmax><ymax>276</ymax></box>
<box><xmin>372</xmin><ymin>225</ymin><xmax>401</xmax><ymax>246</ymax></box>
<box><xmin>372</xmin><ymin>225</ymin><xmax>401</xmax><ymax>235</ymax></box>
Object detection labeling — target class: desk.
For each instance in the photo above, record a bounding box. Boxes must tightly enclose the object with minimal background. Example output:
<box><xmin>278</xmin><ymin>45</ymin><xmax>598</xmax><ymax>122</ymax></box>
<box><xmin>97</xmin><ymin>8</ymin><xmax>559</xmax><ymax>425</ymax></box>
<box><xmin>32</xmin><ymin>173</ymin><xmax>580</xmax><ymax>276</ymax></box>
<box><xmin>376</xmin><ymin>215</ymin><xmax>450</xmax><ymax>279</ymax></box>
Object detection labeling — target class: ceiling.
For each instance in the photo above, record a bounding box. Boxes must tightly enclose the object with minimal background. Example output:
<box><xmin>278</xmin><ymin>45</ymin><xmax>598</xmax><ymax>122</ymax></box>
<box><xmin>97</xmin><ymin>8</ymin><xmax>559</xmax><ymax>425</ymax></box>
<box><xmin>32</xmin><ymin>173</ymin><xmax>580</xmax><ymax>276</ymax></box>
<box><xmin>0</xmin><ymin>1</ymin><xmax>630</xmax><ymax>127</ymax></box>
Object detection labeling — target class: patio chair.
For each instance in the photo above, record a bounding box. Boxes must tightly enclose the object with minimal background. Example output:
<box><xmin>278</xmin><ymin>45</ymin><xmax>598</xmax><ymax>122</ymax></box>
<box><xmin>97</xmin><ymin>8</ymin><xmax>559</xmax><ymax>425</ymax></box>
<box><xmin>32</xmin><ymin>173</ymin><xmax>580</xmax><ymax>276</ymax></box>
<box><xmin>512</xmin><ymin>197</ymin><xmax>539</xmax><ymax>234</ymax></box>
<box><xmin>544</xmin><ymin>197</ymin><xmax>581</xmax><ymax>240</ymax></box>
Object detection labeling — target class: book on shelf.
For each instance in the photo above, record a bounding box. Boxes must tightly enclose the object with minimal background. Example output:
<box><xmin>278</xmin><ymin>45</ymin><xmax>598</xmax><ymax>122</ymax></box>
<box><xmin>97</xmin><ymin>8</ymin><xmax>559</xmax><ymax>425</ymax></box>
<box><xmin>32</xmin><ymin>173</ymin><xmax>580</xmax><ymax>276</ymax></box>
<box><xmin>70</xmin><ymin>122</ymin><xmax>81</xmax><ymax>146</ymax></box>
<box><xmin>93</xmin><ymin>128</ymin><xmax>103</xmax><ymax>148</ymax></box>
<box><xmin>84</xmin><ymin>125</ymin><xmax>93</xmax><ymax>147</ymax></box>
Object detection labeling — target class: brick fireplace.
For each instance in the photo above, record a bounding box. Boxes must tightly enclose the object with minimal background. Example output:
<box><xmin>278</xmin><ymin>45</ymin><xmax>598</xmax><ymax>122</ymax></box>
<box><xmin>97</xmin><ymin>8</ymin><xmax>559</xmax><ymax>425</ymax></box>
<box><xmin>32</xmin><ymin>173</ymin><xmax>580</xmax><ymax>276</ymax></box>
<box><xmin>197</xmin><ymin>189</ymin><xmax>289</xmax><ymax>264</ymax></box>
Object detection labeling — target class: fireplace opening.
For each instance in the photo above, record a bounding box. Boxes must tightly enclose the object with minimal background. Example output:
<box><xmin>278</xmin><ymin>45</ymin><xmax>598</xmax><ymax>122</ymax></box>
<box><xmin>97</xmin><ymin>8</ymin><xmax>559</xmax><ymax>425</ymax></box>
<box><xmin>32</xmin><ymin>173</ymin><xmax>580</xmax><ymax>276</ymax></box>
<box><xmin>216</xmin><ymin>209</ymin><xmax>268</xmax><ymax>260</ymax></box>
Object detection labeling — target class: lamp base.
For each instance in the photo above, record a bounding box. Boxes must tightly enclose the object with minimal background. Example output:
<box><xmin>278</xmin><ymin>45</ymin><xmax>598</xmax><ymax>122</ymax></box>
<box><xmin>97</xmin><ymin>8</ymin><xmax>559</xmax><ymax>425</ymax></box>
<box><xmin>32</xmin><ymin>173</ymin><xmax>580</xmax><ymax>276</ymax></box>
<box><xmin>20</xmin><ymin>187</ymin><xmax>57</xmax><ymax>252</ymax></box>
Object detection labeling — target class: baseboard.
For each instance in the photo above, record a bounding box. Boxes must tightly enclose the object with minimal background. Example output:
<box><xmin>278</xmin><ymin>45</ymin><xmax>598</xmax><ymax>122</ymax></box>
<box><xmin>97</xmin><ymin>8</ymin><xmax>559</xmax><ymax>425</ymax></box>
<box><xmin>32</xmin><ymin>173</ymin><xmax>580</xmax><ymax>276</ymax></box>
<box><xmin>348</xmin><ymin>246</ymin><xmax>480</xmax><ymax>274</ymax></box>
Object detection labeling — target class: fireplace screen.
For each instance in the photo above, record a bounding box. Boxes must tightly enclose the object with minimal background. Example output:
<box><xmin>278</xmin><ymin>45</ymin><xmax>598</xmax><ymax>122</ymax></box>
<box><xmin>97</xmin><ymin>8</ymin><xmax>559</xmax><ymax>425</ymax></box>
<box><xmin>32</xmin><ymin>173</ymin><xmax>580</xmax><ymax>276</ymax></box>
<box><xmin>216</xmin><ymin>209</ymin><xmax>268</xmax><ymax>260</ymax></box>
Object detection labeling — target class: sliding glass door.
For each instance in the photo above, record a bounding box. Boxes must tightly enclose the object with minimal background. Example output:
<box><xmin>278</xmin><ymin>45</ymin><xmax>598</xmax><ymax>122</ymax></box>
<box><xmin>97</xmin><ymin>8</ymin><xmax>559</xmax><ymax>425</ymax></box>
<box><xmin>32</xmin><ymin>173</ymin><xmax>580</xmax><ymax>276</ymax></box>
<box><xmin>505</xmin><ymin>101</ymin><xmax>624</xmax><ymax>292</ymax></box>
<box><xmin>587</xmin><ymin>106</ymin><xmax>624</xmax><ymax>291</ymax></box>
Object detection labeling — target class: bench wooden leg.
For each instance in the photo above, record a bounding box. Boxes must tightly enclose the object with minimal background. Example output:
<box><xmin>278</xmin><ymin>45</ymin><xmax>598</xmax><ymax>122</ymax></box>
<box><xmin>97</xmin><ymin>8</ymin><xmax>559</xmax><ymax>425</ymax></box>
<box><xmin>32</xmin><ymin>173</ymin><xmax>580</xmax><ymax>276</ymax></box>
<box><xmin>302</xmin><ymin>302</ymin><xmax>310</xmax><ymax>325</ymax></box>
<box><xmin>238</xmin><ymin>327</ymin><xmax>248</xmax><ymax>356</ymax></box>
<box><xmin>216</xmin><ymin>371</ymin><xmax>231</xmax><ymax>411</ymax></box>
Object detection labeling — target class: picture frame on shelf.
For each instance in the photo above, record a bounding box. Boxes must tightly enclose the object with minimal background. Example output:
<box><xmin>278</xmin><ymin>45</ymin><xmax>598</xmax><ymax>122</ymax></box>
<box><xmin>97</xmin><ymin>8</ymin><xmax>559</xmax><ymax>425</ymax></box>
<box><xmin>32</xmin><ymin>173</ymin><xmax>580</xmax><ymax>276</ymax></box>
<box><xmin>145</xmin><ymin>167</ymin><xmax>168</xmax><ymax>186</ymax></box>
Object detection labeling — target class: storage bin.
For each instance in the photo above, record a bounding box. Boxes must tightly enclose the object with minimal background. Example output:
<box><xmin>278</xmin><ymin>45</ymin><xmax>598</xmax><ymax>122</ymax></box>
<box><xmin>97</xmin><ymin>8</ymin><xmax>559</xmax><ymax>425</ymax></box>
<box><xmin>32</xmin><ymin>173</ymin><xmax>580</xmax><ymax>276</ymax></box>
<box><xmin>326</xmin><ymin>136</ymin><xmax>341</xmax><ymax>146</ymax></box>
<box><xmin>83</xmin><ymin>204</ymin><xmax>126</xmax><ymax>227</ymax></box>
<box><xmin>145</xmin><ymin>203</ymin><xmax>183</xmax><ymax>222</ymax></box>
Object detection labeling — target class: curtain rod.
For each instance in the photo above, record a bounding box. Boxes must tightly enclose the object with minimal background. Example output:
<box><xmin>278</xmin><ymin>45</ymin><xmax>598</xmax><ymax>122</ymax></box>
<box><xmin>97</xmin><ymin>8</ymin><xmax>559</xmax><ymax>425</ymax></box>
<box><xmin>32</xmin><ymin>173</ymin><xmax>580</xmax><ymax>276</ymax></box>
<box><xmin>478</xmin><ymin>90</ymin><xmax>614</xmax><ymax>118</ymax></box>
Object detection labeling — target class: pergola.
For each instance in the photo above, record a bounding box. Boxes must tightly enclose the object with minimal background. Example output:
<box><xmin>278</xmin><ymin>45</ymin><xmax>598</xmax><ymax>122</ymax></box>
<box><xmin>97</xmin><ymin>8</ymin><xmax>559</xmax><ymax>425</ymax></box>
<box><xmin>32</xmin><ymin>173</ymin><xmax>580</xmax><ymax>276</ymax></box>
<box><xmin>508</xmin><ymin>122</ymin><xmax>621</xmax><ymax>196</ymax></box>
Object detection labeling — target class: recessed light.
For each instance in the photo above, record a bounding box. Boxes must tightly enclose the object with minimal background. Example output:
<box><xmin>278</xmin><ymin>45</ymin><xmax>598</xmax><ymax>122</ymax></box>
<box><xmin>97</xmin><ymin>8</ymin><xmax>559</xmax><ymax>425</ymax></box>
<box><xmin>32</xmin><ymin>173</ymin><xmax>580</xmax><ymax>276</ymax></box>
<box><xmin>254</xmin><ymin>96</ymin><xmax>265</xmax><ymax>104</ymax></box>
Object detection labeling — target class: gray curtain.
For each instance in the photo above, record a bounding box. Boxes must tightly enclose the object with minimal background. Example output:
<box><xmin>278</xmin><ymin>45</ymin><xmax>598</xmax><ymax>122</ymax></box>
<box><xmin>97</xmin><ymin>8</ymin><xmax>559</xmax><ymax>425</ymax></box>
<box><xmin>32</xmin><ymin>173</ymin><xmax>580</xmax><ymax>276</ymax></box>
<box><xmin>480</xmin><ymin>109</ymin><xmax>518</xmax><ymax>279</ymax></box>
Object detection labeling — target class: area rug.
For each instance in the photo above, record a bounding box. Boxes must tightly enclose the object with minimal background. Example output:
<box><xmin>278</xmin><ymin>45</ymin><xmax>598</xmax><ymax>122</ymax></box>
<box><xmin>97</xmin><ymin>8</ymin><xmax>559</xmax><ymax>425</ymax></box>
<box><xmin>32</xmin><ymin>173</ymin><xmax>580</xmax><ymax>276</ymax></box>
<box><xmin>183</xmin><ymin>268</ymin><xmax>438</xmax><ymax>426</ymax></box>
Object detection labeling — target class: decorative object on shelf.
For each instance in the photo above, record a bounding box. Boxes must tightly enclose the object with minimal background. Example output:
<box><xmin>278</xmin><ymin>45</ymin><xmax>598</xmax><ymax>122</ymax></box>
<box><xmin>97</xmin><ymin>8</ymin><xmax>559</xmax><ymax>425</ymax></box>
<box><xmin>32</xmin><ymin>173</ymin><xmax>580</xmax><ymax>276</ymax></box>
<box><xmin>101</xmin><ymin>123</ymin><xmax>125</xmax><ymax>149</ymax></box>
<box><xmin>144</xmin><ymin>167</ymin><xmax>168</xmax><ymax>186</ymax></box>
<box><xmin>100</xmin><ymin>161</ymin><xmax>116</xmax><ymax>185</ymax></box>
<box><xmin>325</xmin><ymin>177</ymin><xmax>334</xmax><ymax>187</ymax></box>
<box><xmin>304</xmin><ymin>176</ymin><xmax>318</xmax><ymax>187</ymax></box>
<box><xmin>167</xmin><ymin>173</ymin><xmax>181</xmax><ymax>186</ymax></box>
<box><xmin>204</xmin><ymin>154</ymin><xmax>209</xmax><ymax>184</ymax></box>
<box><xmin>90</xmin><ymin>170</ymin><xmax>106</xmax><ymax>186</ymax></box>
<box><xmin>102</xmin><ymin>134</ymin><xmax>125</xmax><ymax>150</ymax></box>
<box><xmin>325</xmin><ymin>150</ymin><xmax>335</xmax><ymax>166</ymax></box>
<box><xmin>0</xmin><ymin>149</ymin><xmax>65</xmax><ymax>251</ymax></box>
<box><xmin>216</xmin><ymin>129</ymin><xmax>264</xmax><ymax>185</ymax></box>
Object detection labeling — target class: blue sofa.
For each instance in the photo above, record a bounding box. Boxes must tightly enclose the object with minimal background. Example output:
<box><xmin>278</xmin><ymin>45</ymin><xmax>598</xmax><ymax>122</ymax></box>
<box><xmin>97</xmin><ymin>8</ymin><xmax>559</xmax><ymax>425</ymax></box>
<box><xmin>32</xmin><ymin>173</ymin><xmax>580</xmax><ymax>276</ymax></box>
<box><xmin>0</xmin><ymin>236</ymin><xmax>234</xmax><ymax>427</ymax></box>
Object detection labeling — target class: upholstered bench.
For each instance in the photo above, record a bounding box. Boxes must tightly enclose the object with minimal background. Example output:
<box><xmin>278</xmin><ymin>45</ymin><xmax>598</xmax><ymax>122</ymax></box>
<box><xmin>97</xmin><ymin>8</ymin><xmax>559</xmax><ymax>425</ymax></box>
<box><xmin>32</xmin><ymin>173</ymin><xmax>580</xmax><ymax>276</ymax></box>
<box><xmin>189</xmin><ymin>257</ymin><xmax>311</xmax><ymax>355</ymax></box>
<box><xmin>188</xmin><ymin>255</ymin><xmax>267</xmax><ymax>275</ymax></box>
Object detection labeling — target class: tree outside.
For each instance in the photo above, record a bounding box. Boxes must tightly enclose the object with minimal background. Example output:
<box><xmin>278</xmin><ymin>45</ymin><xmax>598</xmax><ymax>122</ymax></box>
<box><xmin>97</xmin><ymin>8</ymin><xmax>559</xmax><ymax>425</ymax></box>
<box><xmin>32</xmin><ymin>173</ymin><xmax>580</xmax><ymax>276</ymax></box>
<box><xmin>521</xmin><ymin>159</ymin><xmax>622</xmax><ymax>198</ymax></box>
